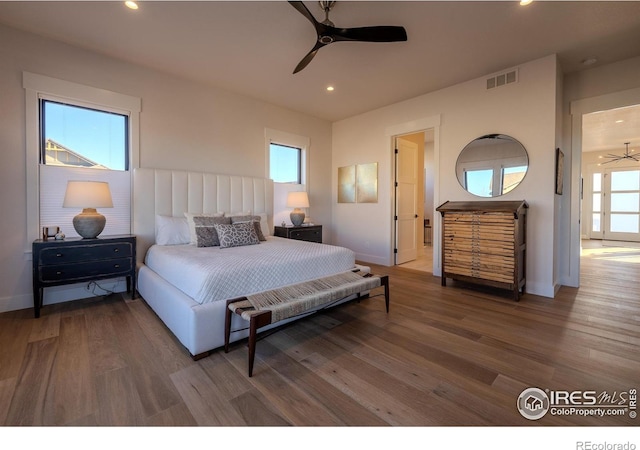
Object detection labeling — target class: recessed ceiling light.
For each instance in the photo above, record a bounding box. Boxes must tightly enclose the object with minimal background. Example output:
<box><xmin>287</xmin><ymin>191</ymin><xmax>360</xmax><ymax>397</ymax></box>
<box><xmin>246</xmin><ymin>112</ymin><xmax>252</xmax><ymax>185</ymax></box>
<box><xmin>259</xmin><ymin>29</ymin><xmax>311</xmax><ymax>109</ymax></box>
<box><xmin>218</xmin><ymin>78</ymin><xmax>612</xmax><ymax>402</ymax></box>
<box><xmin>582</xmin><ymin>57</ymin><xmax>598</xmax><ymax>66</ymax></box>
<box><xmin>326</xmin><ymin>86</ymin><xmax>335</xmax><ymax>92</ymax></box>
<box><xmin>615</xmin><ymin>119</ymin><xmax>624</xmax><ymax>123</ymax></box>
<box><xmin>520</xmin><ymin>0</ymin><xmax>533</xmax><ymax>6</ymax></box>
<box><xmin>125</xmin><ymin>1</ymin><xmax>139</xmax><ymax>10</ymax></box>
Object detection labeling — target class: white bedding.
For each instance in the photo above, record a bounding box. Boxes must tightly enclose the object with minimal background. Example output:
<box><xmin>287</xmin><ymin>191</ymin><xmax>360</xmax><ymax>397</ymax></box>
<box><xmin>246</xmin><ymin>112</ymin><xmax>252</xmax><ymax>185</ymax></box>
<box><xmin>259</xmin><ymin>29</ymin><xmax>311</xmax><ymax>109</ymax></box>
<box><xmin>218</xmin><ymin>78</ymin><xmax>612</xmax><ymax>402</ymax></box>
<box><xmin>144</xmin><ymin>236</ymin><xmax>356</xmax><ymax>305</ymax></box>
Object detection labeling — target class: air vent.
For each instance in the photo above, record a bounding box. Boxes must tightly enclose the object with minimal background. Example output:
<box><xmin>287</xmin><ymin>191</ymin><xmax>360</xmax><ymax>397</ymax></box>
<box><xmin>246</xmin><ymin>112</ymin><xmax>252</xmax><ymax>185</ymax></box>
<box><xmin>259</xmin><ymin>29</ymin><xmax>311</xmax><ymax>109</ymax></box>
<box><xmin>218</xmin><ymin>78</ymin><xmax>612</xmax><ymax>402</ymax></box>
<box><xmin>486</xmin><ymin>69</ymin><xmax>518</xmax><ymax>90</ymax></box>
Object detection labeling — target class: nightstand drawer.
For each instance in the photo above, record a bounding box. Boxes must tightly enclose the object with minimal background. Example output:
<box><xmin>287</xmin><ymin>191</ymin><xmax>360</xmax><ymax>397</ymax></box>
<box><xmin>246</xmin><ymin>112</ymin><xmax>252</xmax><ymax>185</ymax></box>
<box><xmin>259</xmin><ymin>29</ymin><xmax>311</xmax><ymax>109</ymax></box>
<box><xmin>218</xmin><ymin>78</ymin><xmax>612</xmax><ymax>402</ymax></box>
<box><xmin>289</xmin><ymin>228</ymin><xmax>321</xmax><ymax>242</ymax></box>
<box><xmin>39</xmin><ymin>242</ymin><xmax>133</xmax><ymax>265</ymax></box>
<box><xmin>39</xmin><ymin>257</ymin><xmax>134</xmax><ymax>283</ymax></box>
<box><xmin>274</xmin><ymin>225</ymin><xmax>322</xmax><ymax>243</ymax></box>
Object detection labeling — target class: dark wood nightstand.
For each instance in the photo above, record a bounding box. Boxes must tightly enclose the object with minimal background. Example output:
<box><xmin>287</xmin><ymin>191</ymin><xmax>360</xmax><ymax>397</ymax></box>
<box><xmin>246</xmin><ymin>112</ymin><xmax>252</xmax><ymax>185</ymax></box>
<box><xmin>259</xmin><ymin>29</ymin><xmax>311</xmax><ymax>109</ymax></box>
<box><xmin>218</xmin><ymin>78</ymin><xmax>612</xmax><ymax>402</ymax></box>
<box><xmin>273</xmin><ymin>225</ymin><xmax>322</xmax><ymax>243</ymax></box>
<box><xmin>32</xmin><ymin>234</ymin><xmax>136</xmax><ymax>318</ymax></box>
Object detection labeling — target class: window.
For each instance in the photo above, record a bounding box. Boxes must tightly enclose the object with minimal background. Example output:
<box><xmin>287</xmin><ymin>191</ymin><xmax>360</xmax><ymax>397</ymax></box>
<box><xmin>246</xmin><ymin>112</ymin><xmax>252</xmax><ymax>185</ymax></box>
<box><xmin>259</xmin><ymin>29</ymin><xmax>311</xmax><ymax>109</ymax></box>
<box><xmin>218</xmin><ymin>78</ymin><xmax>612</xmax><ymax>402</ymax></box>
<box><xmin>23</xmin><ymin>72</ymin><xmax>141</xmax><ymax>245</ymax></box>
<box><xmin>269</xmin><ymin>143</ymin><xmax>301</xmax><ymax>183</ymax></box>
<box><xmin>41</xmin><ymin>100</ymin><xmax>128</xmax><ymax>170</ymax></box>
<box><xmin>464</xmin><ymin>169</ymin><xmax>494</xmax><ymax>197</ymax></box>
<box><xmin>265</xmin><ymin>128</ymin><xmax>309</xmax><ymax>227</ymax></box>
<box><xmin>502</xmin><ymin>165</ymin><xmax>527</xmax><ymax>194</ymax></box>
<box><xmin>265</xmin><ymin>128</ymin><xmax>308</xmax><ymax>185</ymax></box>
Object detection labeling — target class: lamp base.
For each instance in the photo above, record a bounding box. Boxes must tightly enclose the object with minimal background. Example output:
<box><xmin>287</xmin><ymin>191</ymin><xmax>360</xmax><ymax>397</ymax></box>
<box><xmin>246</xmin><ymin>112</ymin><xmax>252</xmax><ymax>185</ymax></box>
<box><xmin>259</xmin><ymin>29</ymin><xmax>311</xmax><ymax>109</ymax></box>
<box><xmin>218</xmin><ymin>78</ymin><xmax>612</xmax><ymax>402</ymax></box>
<box><xmin>73</xmin><ymin>208</ymin><xmax>106</xmax><ymax>239</ymax></box>
<box><xmin>290</xmin><ymin>208</ymin><xmax>305</xmax><ymax>226</ymax></box>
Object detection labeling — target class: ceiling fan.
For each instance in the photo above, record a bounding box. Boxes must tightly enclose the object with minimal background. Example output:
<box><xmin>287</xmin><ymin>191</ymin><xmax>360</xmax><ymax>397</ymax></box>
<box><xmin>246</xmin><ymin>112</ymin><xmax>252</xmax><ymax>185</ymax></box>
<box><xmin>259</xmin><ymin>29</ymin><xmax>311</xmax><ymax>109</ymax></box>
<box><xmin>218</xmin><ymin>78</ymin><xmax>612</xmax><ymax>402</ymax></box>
<box><xmin>288</xmin><ymin>1</ymin><xmax>408</xmax><ymax>74</ymax></box>
<box><xmin>602</xmin><ymin>142</ymin><xmax>639</xmax><ymax>164</ymax></box>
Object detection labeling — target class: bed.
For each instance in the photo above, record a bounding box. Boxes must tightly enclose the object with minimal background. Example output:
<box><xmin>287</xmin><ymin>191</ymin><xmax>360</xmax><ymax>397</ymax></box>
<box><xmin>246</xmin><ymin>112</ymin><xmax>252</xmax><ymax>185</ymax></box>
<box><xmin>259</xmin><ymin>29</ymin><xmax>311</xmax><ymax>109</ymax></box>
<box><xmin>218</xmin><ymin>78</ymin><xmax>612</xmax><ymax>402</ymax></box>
<box><xmin>133</xmin><ymin>168</ymin><xmax>366</xmax><ymax>358</ymax></box>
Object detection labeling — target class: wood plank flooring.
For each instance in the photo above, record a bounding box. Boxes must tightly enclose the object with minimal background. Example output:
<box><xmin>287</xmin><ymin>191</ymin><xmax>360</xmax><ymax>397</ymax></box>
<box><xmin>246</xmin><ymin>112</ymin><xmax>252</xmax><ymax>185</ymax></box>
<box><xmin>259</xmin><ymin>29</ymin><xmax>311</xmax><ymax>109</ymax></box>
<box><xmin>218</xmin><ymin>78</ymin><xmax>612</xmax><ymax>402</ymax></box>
<box><xmin>1</xmin><ymin>241</ymin><xmax>638</xmax><ymax>427</ymax></box>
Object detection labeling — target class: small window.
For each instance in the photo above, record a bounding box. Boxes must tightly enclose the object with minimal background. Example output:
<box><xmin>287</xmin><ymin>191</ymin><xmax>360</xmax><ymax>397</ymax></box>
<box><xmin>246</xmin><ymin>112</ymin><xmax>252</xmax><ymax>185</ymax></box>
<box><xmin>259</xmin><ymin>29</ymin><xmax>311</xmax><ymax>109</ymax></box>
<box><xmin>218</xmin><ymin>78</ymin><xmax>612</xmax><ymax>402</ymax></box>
<box><xmin>41</xmin><ymin>100</ymin><xmax>128</xmax><ymax>171</ymax></box>
<box><xmin>465</xmin><ymin>169</ymin><xmax>494</xmax><ymax>197</ymax></box>
<box><xmin>269</xmin><ymin>143</ymin><xmax>301</xmax><ymax>184</ymax></box>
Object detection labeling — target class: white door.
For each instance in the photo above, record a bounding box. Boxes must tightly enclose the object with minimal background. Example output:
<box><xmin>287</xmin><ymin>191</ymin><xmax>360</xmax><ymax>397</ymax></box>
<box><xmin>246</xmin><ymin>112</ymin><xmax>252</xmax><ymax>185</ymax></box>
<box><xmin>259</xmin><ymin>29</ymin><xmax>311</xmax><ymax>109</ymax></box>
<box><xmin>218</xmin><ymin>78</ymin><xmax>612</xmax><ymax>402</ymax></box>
<box><xmin>603</xmin><ymin>167</ymin><xmax>640</xmax><ymax>242</ymax></box>
<box><xmin>395</xmin><ymin>137</ymin><xmax>418</xmax><ymax>264</ymax></box>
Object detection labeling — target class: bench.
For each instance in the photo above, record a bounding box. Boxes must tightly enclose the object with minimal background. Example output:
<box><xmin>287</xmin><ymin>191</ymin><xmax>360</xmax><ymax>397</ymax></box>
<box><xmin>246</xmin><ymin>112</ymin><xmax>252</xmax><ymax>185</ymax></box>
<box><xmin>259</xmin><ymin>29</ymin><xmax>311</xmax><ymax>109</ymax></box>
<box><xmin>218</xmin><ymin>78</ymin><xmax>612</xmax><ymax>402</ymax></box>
<box><xmin>224</xmin><ymin>270</ymin><xmax>390</xmax><ymax>376</ymax></box>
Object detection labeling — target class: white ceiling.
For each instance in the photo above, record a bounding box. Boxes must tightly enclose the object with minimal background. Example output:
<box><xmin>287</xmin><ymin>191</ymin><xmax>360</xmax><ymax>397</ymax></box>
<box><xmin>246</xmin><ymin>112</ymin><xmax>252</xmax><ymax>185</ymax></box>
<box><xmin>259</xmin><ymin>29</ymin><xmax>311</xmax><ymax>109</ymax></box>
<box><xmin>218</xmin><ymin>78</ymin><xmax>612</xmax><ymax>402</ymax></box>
<box><xmin>1</xmin><ymin>0</ymin><xmax>640</xmax><ymax>145</ymax></box>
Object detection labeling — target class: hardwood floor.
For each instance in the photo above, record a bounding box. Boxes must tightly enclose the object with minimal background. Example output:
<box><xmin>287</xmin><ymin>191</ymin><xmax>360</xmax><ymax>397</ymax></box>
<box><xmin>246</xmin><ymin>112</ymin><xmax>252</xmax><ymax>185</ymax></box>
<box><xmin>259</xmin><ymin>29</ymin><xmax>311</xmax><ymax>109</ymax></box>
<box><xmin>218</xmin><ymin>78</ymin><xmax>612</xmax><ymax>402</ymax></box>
<box><xmin>1</xmin><ymin>241</ymin><xmax>638</xmax><ymax>429</ymax></box>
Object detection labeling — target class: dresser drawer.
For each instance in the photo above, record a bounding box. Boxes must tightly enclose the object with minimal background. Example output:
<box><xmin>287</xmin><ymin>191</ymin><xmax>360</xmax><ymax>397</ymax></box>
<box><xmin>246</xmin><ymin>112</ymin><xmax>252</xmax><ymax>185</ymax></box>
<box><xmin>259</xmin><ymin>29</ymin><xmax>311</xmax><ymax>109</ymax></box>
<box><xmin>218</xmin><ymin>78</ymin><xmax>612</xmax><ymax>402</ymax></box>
<box><xmin>39</xmin><ymin>242</ymin><xmax>133</xmax><ymax>265</ymax></box>
<box><xmin>39</xmin><ymin>257</ymin><xmax>133</xmax><ymax>283</ymax></box>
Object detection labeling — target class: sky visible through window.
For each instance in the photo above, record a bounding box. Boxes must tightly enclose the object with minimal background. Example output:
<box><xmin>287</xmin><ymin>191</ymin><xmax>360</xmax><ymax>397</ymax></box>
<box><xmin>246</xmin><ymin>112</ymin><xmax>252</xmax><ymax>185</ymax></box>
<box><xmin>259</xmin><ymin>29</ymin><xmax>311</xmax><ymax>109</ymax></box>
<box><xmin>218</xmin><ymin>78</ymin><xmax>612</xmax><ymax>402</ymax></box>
<box><xmin>270</xmin><ymin>143</ymin><xmax>301</xmax><ymax>183</ymax></box>
<box><xmin>43</xmin><ymin>100</ymin><xmax>127</xmax><ymax>170</ymax></box>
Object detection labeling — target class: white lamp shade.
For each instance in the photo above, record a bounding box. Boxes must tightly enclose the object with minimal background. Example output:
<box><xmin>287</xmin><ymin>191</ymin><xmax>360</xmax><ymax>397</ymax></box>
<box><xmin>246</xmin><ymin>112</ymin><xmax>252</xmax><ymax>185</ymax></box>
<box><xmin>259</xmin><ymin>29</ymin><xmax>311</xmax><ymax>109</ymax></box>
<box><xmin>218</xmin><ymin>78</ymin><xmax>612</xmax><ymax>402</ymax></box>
<box><xmin>286</xmin><ymin>191</ymin><xmax>310</xmax><ymax>208</ymax></box>
<box><xmin>63</xmin><ymin>181</ymin><xmax>113</xmax><ymax>209</ymax></box>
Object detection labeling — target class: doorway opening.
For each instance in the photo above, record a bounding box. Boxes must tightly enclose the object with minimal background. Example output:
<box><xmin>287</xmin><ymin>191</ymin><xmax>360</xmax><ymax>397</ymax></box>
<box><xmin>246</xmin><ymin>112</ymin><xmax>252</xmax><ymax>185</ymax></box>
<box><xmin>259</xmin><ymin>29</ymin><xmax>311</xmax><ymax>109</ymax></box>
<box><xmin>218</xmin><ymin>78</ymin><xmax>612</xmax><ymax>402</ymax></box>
<box><xmin>393</xmin><ymin>129</ymin><xmax>435</xmax><ymax>273</ymax></box>
<box><xmin>581</xmin><ymin>104</ymin><xmax>640</xmax><ymax>247</ymax></box>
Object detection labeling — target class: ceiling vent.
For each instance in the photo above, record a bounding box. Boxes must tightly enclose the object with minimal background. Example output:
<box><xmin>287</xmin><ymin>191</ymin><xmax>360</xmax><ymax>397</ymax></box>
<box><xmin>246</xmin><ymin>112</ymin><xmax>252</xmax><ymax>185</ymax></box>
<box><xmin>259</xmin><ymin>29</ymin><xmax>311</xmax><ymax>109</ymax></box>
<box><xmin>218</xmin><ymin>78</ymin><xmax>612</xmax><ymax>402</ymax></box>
<box><xmin>486</xmin><ymin>69</ymin><xmax>518</xmax><ymax>90</ymax></box>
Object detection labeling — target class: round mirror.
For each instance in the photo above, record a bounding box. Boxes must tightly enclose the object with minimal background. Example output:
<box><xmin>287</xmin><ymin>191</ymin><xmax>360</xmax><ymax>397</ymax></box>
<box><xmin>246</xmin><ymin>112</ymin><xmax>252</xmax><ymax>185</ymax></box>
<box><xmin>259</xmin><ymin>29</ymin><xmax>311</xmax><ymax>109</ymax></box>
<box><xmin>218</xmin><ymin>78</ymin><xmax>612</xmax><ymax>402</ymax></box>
<box><xmin>456</xmin><ymin>134</ymin><xmax>528</xmax><ymax>198</ymax></box>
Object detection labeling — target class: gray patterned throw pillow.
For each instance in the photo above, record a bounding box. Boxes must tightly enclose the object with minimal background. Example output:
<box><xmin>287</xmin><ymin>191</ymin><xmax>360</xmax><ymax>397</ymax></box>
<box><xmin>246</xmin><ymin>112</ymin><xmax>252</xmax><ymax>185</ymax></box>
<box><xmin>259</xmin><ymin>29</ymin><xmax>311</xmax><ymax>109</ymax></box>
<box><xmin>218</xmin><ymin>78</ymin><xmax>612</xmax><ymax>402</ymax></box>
<box><xmin>214</xmin><ymin>222</ymin><xmax>261</xmax><ymax>248</ymax></box>
<box><xmin>230</xmin><ymin>215</ymin><xmax>266</xmax><ymax>241</ymax></box>
<box><xmin>193</xmin><ymin>216</ymin><xmax>231</xmax><ymax>247</ymax></box>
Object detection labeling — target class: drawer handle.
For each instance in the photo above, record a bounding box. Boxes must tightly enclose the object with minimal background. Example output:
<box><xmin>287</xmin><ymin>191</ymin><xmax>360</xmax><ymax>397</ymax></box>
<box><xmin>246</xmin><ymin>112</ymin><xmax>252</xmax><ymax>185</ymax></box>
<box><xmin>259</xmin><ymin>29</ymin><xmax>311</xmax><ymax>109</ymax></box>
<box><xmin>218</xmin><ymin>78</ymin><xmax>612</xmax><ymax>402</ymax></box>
<box><xmin>114</xmin><ymin>264</ymin><xmax>120</xmax><ymax>268</ymax></box>
<box><xmin>114</xmin><ymin>248</ymin><xmax>119</xmax><ymax>253</ymax></box>
<box><xmin>56</xmin><ymin>253</ymin><xmax>63</xmax><ymax>257</ymax></box>
<box><xmin>56</xmin><ymin>271</ymin><xmax>63</xmax><ymax>275</ymax></box>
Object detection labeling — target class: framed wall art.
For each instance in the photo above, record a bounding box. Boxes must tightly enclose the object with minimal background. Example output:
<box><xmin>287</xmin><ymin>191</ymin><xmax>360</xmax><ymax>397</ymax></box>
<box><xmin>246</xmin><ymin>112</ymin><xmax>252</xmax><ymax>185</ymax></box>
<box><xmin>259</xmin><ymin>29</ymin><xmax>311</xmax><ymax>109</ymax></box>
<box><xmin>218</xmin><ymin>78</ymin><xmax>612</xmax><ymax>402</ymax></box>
<box><xmin>338</xmin><ymin>162</ymin><xmax>378</xmax><ymax>203</ymax></box>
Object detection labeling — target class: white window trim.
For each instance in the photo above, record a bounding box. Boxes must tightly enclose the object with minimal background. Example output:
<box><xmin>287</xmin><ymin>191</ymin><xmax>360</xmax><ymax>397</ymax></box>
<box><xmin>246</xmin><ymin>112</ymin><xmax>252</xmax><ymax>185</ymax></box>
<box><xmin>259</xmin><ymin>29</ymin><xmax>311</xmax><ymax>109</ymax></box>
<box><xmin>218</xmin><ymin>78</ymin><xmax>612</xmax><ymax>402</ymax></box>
<box><xmin>265</xmin><ymin>128</ymin><xmax>309</xmax><ymax>185</ymax></box>
<box><xmin>23</xmin><ymin>72</ymin><xmax>141</xmax><ymax>253</ymax></box>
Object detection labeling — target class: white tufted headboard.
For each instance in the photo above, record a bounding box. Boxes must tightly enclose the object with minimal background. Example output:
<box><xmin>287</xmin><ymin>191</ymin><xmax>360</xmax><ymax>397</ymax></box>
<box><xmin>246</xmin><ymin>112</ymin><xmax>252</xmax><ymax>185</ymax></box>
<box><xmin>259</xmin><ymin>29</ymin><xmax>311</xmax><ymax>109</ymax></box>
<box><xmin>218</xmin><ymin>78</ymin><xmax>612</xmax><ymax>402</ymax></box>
<box><xmin>133</xmin><ymin>168</ymin><xmax>274</xmax><ymax>264</ymax></box>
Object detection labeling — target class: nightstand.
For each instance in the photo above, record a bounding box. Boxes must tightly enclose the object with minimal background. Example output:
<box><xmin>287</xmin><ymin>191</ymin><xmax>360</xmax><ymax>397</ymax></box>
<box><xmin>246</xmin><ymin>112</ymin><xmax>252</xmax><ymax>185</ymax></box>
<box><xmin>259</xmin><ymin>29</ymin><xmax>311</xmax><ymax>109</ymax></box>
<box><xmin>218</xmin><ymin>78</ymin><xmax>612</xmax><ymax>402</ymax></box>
<box><xmin>32</xmin><ymin>234</ymin><xmax>136</xmax><ymax>318</ymax></box>
<box><xmin>274</xmin><ymin>225</ymin><xmax>322</xmax><ymax>243</ymax></box>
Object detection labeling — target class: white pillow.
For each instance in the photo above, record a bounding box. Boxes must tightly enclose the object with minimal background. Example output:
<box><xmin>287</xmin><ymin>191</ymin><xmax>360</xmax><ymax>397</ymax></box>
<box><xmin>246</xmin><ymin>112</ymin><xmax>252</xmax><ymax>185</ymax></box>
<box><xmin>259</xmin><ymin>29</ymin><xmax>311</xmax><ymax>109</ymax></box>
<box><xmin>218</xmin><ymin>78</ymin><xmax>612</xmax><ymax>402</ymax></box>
<box><xmin>184</xmin><ymin>212</ymin><xmax>224</xmax><ymax>245</ymax></box>
<box><xmin>155</xmin><ymin>215</ymin><xmax>190</xmax><ymax>246</ymax></box>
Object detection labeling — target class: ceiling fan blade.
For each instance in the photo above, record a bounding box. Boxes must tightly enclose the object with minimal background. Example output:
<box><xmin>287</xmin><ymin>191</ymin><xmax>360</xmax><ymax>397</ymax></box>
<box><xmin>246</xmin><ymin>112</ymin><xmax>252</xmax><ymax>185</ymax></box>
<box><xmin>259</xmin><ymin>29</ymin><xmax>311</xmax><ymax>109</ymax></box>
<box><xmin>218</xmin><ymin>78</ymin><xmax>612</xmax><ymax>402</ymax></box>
<box><xmin>332</xmin><ymin>26</ymin><xmax>407</xmax><ymax>43</ymax></box>
<box><xmin>293</xmin><ymin>41</ymin><xmax>326</xmax><ymax>74</ymax></box>
<box><xmin>288</xmin><ymin>1</ymin><xmax>320</xmax><ymax>29</ymax></box>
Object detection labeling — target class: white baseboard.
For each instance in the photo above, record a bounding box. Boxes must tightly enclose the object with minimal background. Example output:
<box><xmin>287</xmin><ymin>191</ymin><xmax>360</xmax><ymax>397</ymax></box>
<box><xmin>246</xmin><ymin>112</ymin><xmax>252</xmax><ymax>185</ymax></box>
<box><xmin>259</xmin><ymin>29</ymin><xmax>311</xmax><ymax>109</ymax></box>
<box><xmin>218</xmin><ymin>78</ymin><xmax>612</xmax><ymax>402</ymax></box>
<box><xmin>354</xmin><ymin>252</ymin><xmax>390</xmax><ymax>266</ymax></box>
<box><xmin>0</xmin><ymin>278</ymin><xmax>128</xmax><ymax>315</ymax></box>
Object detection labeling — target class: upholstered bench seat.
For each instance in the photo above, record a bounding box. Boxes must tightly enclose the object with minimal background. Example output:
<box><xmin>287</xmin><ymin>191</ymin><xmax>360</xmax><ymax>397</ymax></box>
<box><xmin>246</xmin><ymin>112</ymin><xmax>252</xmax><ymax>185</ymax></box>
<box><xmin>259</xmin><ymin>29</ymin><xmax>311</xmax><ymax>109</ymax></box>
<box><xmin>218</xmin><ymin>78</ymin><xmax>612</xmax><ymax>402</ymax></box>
<box><xmin>225</xmin><ymin>270</ymin><xmax>389</xmax><ymax>376</ymax></box>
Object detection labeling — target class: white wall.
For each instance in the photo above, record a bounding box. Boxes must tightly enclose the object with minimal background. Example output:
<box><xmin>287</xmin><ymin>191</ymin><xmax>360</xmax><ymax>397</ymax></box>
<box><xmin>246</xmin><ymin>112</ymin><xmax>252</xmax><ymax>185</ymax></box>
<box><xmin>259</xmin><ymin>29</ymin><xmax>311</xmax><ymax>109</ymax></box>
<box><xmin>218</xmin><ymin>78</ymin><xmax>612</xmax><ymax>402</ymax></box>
<box><xmin>332</xmin><ymin>55</ymin><xmax>560</xmax><ymax>298</ymax></box>
<box><xmin>0</xmin><ymin>24</ymin><xmax>333</xmax><ymax>313</ymax></box>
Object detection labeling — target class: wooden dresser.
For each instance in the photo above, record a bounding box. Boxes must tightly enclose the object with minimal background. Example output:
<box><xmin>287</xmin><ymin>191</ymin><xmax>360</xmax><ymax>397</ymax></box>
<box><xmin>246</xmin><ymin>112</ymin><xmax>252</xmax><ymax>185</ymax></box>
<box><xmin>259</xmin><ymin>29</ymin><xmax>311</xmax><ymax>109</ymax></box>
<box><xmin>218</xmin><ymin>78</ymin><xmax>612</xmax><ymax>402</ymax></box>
<box><xmin>436</xmin><ymin>201</ymin><xmax>528</xmax><ymax>300</ymax></box>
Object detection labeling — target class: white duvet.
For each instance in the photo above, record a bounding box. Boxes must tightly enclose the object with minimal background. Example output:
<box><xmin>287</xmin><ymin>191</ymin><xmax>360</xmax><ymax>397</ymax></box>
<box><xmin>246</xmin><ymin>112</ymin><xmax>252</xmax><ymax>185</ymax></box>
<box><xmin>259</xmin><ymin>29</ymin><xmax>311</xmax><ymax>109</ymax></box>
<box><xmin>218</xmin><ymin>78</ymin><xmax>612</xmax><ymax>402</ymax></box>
<box><xmin>144</xmin><ymin>236</ymin><xmax>356</xmax><ymax>304</ymax></box>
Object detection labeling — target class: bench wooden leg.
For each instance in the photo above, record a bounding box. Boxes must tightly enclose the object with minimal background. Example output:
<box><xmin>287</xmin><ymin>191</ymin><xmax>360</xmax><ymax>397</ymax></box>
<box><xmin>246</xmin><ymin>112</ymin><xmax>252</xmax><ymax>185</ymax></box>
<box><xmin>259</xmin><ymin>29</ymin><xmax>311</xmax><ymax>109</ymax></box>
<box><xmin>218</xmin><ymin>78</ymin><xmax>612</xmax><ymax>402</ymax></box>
<box><xmin>248</xmin><ymin>311</ymin><xmax>272</xmax><ymax>377</ymax></box>
<box><xmin>224</xmin><ymin>299</ymin><xmax>234</xmax><ymax>353</ymax></box>
<box><xmin>382</xmin><ymin>275</ymin><xmax>390</xmax><ymax>313</ymax></box>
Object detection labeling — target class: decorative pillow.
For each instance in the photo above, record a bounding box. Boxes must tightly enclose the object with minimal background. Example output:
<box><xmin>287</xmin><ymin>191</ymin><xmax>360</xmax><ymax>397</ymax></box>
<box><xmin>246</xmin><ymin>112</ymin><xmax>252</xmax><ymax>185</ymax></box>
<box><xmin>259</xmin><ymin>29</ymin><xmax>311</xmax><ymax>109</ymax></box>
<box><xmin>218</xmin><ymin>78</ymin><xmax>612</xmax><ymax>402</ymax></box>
<box><xmin>230</xmin><ymin>214</ymin><xmax>266</xmax><ymax>241</ymax></box>
<box><xmin>185</xmin><ymin>212</ymin><xmax>224</xmax><ymax>245</ymax></box>
<box><xmin>257</xmin><ymin>213</ymin><xmax>270</xmax><ymax>238</ymax></box>
<box><xmin>193</xmin><ymin>216</ymin><xmax>231</xmax><ymax>247</ymax></box>
<box><xmin>214</xmin><ymin>222</ymin><xmax>260</xmax><ymax>248</ymax></box>
<box><xmin>155</xmin><ymin>215</ymin><xmax>190</xmax><ymax>246</ymax></box>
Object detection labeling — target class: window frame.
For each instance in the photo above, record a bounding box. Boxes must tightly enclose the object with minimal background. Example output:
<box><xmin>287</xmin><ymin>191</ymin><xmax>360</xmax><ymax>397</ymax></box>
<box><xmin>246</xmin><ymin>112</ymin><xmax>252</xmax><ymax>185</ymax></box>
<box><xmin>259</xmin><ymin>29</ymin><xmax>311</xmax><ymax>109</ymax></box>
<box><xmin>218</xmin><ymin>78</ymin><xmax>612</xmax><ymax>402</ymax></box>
<box><xmin>265</xmin><ymin>128</ymin><xmax>308</xmax><ymax>185</ymax></box>
<box><xmin>39</xmin><ymin>98</ymin><xmax>130</xmax><ymax>171</ymax></box>
<box><xmin>269</xmin><ymin>142</ymin><xmax>302</xmax><ymax>184</ymax></box>
<box><xmin>23</xmin><ymin>72</ymin><xmax>141</xmax><ymax>251</ymax></box>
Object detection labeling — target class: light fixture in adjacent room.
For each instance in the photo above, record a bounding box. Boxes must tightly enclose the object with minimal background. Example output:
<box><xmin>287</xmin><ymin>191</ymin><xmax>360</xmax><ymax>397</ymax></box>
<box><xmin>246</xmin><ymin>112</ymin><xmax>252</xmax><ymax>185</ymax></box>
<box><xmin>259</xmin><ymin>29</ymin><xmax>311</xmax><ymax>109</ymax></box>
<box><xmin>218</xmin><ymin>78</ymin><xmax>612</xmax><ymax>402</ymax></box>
<box><xmin>286</xmin><ymin>191</ymin><xmax>309</xmax><ymax>226</ymax></box>
<box><xmin>63</xmin><ymin>181</ymin><xmax>114</xmax><ymax>238</ymax></box>
<box><xmin>326</xmin><ymin>86</ymin><xmax>335</xmax><ymax>92</ymax></box>
<box><xmin>601</xmin><ymin>142</ymin><xmax>639</xmax><ymax>164</ymax></box>
<box><xmin>582</xmin><ymin>56</ymin><xmax>598</xmax><ymax>66</ymax></box>
<box><xmin>520</xmin><ymin>0</ymin><xmax>533</xmax><ymax>6</ymax></box>
<box><xmin>125</xmin><ymin>1</ymin><xmax>139</xmax><ymax>10</ymax></box>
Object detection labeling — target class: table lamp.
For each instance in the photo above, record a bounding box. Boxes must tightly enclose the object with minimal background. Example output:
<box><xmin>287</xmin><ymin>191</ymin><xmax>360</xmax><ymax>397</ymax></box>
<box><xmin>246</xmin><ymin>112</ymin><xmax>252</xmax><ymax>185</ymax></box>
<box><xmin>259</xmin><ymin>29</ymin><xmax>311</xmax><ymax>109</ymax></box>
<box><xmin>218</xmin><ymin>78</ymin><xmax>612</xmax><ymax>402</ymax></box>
<box><xmin>286</xmin><ymin>191</ymin><xmax>309</xmax><ymax>226</ymax></box>
<box><xmin>63</xmin><ymin>180</ymin><xmax>113</xmax><ymax>238</ymax></box>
